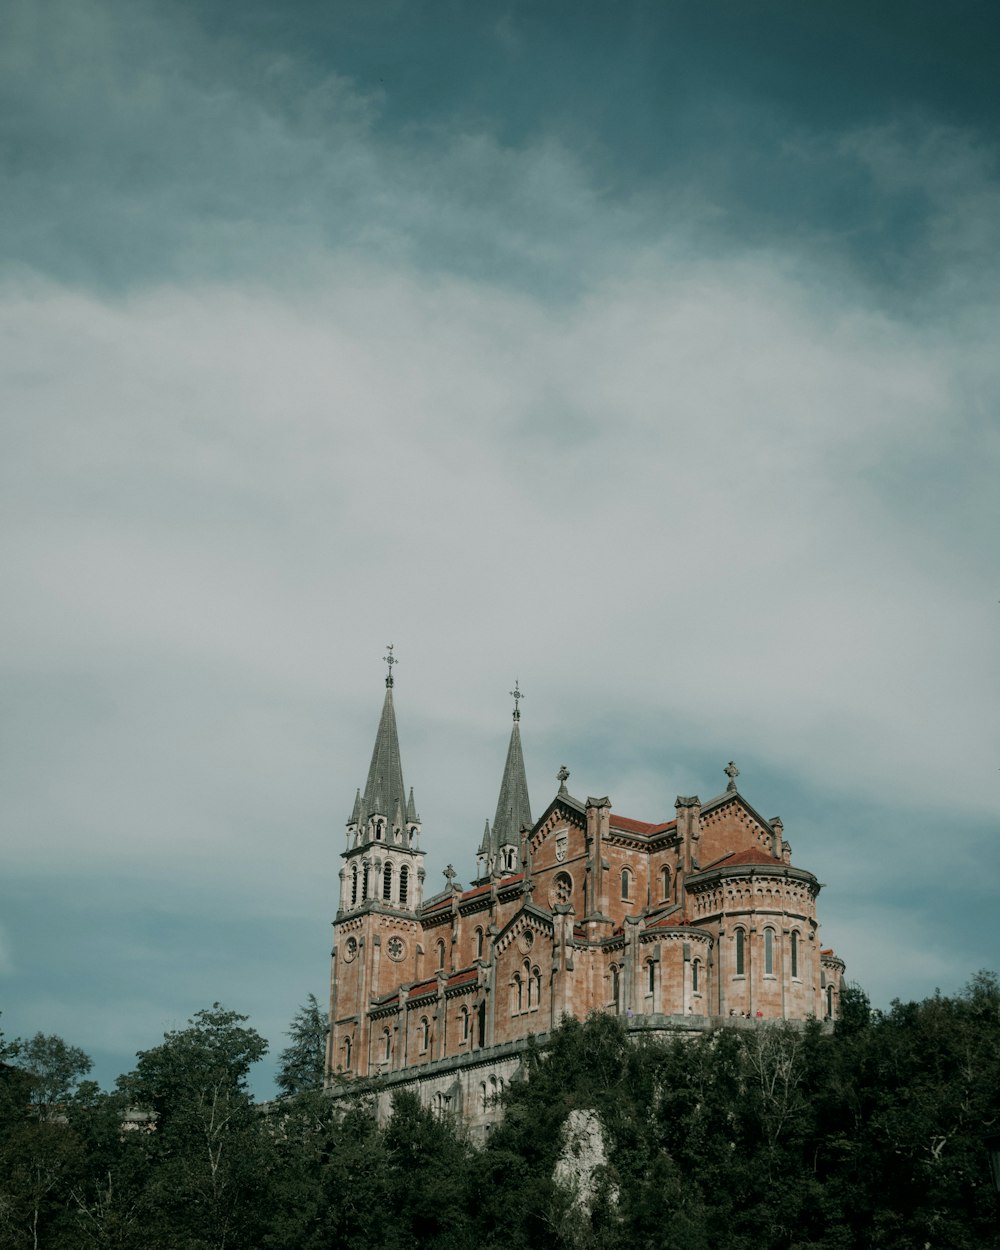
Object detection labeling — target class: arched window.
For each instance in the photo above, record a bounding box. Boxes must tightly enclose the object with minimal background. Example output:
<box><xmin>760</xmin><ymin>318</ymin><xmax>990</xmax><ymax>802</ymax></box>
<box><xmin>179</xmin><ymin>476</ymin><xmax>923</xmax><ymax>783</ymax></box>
<box><xmin>764</xmin><ymin>928</ymin><xmax>775</xmax><ymax>975</ymax></box>
<box><xmin>399</xmin><ymin>865</ymin><xmax>409</xmax><ymax>906</ymax></box>
<box><xmin>504</xmin><ymin>847</ymin><xmax>516</xmax><ymax>871</ymax></box>
<box><xmin>790</xmin><ymin>930</ymin><xmax>799</xmax><ymax>979</ymax></box>
<box><xmin>461</xmin><ymin>1006</ymin><xmax>469</xmax><ymax>1042</ymax></box>
<box><xmin>692</xmin><ymin>957</ymin><xmax>700</xmax><ymax>993</ymax></box>
<box><xmin>735</xmin><ymin>928</ymin><xmax>745</xmax><ymax>976</ymax></box>
<box><xmin>477</xmin><ymin>1000</ymin><xmax>486</xmax><ymax>1047</ymax></box>
<box><xmin>342</xmin><ymin>1036</ymin><xmax>352</xmax><ymax>1071</ymax></box>
<box><xmin>382</xmin><ymin>1028</ymin><xmax>391</xmax><ymax>1062</ymax></box>
<box><xmin>513</xmin><ymin>973</ymin><xmax>523</xmax><ymax>1013</ymax></box>
<box><xmin>375</xmin><ymin>821</ymin><xmax>383</xmax><ymax>841</ymax></box>
<box><xmin>826</xmin><ymin>985</ymin><xmax>834</xmax><ymax>1019</ymax></box>
<box><xmin>361</xmin><ymin>863</ymin><xmax>370</xmax><ymax>901</ymax></box>
<box><xmin>419</xmin><ymin>1017</ymin><xmax>429</xmax><ymax>1053</ymax></box>
<box><xmin>480</xmin><ymin>1082</ymin><xmax>488</xmax><ymax>1112</ymax></box>
<box><xmin>646</xmin><ymin>959</ymin><xmax>655</xmax><ymax>994</ymax></box>
<box><xmin>610</xmin><ymin>965</ymin><xmax>620</xmax><ymax>1009</ymax></box>
<box><xmin>621</xmin><ymin>868</ymin><xmax>632</xmax><ymax>900</ymax></box>
<box><xmin>661</xmin><ymin>865</ymin><xmax>670</xmax><ymax>900</ymax></box>
<box><xmin>383</xmin><ymin>863</ymin><xmax>393</xmax><ymax>902</ymax></box>
<box><xmin>533</xmin><ymin>967</ymin><xmax>542</xmax><ymax>1007</ymax></box>
<box><xmin>351</xmin><ymin>864</ymin><xmax>358</xmax><ymax>905</ymax></box>
<box><xmin>475</xmin><ymin>927</ymin><xmax>484</xmax><ymax>959</ymax></box>
<box><xmin>436</xmin><ymin>939</ymin><xmax>446</xmax><ymax>970</ymax></box>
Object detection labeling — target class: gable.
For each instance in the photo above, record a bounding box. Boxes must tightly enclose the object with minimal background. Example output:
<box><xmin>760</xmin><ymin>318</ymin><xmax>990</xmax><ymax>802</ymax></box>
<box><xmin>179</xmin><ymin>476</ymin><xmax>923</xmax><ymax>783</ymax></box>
<box><xmin>697</xmin><ymin>793</ymin><xmax>777</xmax><ymax>866</ymax></box>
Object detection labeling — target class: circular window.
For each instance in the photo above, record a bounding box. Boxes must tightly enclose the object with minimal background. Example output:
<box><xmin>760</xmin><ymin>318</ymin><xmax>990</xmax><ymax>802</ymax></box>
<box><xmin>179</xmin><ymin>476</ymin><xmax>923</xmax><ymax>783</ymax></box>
<box><xmin>386</xmin><ymin>936</ymin><xmax>406</xmax><ymax>962</ymax></box>
<box><xmin>343</xmin><ymin>936</ymin><xmax>359</xmax><ymax>962</ymax></box>
<box><xmin>518</xmin><ymin>930</ymin><xmax>534</xmax><ymax>954</ymax></box>
<box><xmin>550</xmin><ymin>872</ymin><xmax>573</xmax><ymax>906</ymax></box>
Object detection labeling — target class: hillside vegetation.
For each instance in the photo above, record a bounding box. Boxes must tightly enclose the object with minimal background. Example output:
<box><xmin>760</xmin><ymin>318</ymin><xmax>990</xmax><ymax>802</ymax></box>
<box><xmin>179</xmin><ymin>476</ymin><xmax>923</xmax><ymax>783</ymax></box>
<box><xmin>2</xmin><ymin>975</ymin><xmax>999</xmax><ymax>1249</ymax></box>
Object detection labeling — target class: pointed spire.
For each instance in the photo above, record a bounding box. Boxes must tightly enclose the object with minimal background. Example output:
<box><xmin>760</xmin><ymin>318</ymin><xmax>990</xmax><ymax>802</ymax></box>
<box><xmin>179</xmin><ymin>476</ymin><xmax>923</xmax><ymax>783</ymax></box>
<box><xmin>491</xmin><ymin>689</ymin><xmax>532</xmax><ymax>855</ymax></box>
<box><xmin>478</xmin><ymin>819</ymin><xmax>491</xmax><ymax>857</ymax></box>
<box><xmin>348</xmin><ymin>788</ymin><xmax>361</xmax><ymax>825</ymax></box>
<box><xmin>359</xmin><ymin>672</ymin><xmax>408</xmax><ymax>830</ymax></box>
<box><xmin>406</xmin><ymin>786</ymin><xmax>418</xmax><ymax>823</ymax></box>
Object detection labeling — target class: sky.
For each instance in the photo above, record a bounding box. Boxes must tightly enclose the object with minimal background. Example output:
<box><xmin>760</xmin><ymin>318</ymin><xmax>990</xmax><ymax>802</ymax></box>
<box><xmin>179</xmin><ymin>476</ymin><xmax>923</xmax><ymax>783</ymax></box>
<box><xmin>1</xmin><ymin>0</ymin><xmax>998</xmax><ymax>1097</ymax></box>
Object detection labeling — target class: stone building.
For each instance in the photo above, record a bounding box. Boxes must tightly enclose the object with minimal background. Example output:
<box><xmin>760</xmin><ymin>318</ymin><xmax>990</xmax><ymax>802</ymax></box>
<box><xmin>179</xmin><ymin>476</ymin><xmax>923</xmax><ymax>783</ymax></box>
<box><xmin>326</xmin><ymin>662</ymin><xmax>844</xmax><ymax>1129</ymax></box>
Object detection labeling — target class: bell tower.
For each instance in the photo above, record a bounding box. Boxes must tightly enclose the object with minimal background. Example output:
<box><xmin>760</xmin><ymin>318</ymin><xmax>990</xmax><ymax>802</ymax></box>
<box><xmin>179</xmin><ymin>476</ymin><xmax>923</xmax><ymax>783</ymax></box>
<box><xmin>327</xmin><ymin>647</ymin><xmax>426</xmax><ymax>1079</ymax></box>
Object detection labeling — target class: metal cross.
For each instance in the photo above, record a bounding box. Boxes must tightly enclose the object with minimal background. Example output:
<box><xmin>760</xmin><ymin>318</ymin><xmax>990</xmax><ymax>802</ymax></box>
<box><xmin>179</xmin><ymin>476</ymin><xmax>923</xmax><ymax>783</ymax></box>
<box><xmin>384</xmin><ymin>643</ymin><xmax>398</xmax><ymax>686</ymax></box>
<box><xmin>557</xmin><ymin>765</ymin><xmax>570</xmax><ymax>793</ymax></box>
<box><xmin>444</xmin><ymin>863</ymin><xmax>457</xmax><ymax>884</ymax></box>
<box><xmin>724</xmin><ymin>760</ymin><xmax>740</xmax><ymax>791</ymax></box>
<box><xmin>510</xmin><ymin>680</ymin><xmax>524</xmax><ymax>720</ymax></box>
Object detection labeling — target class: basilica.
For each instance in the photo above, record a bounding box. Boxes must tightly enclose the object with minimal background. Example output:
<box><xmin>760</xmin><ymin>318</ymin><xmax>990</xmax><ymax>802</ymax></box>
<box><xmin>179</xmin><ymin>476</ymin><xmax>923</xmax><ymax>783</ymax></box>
<box><xmin>326</xmin><ymin>658</ymin><xmax>844</xmax><ymax>1129</ymax></box>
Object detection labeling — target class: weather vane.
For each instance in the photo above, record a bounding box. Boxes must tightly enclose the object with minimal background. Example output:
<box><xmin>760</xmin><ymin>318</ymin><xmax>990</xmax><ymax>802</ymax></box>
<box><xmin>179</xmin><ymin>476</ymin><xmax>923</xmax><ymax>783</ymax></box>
<box><xmin>510</xmin><ymin>680</ymin><xmax>524</xmax><ymax>720</ymax></box>
<box><xmin>384</xmin><ymin>643</ymin><xmax>398</xmax><ymax>687</ymax></box>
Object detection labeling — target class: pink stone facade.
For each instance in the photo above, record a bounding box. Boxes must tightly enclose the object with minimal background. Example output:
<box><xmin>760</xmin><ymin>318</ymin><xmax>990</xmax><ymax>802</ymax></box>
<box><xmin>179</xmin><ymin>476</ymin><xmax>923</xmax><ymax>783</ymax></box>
<box><xmin>326</xmin><ymin>691</ymin><xmax>844</xmax><ymax>1096</ymax></box>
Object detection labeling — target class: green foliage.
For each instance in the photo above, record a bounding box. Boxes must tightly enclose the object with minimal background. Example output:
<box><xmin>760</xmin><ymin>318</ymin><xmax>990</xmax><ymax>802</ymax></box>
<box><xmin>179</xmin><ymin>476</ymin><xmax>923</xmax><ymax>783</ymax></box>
<box><xmin>2</xmin><ymin>977</ymin><xmax>999</xmax><ymax>1250</ymax></box>
<box><xmin>8</xmin><ymin>1032</ymin><xmax>93</xmax><ymax>1119</ymax></box>
<box><xmin>118</xmin><ymin>1003</ymin><xmax>270</xmax><ymax>1250</ymax></box>
<box><xmin>274</xmin><ymin>994</ymin><xmax>327</xmax><ymax>1097</ymax></box>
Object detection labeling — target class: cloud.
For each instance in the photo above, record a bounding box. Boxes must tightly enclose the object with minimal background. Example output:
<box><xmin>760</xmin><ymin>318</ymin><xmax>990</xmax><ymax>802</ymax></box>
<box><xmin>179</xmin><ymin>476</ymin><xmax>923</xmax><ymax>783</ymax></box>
<box><xmin>1</xmin><ymin>0</ymin><xmax>998</xmax><ymax>1088</ymax></box>
<box><xmin>2</xmin><ymin>253</ymin><xmax>996</xmax><ymax>859</ymax></box>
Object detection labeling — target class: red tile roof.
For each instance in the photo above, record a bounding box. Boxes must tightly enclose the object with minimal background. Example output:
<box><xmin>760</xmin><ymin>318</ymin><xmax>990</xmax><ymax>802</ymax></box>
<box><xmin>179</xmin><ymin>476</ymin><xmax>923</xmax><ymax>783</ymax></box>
<box><xmin>646</xmin><ymin>912</ymin><xmax>691</xmax><ymax>930</ymax></box>
<box><xmin>703</xmin><ymin>847</ymin><xmax>784</xmax><ymax>869</ymax></box>
<box><xmin>610</xmin><ymin>815</ymin><xmax>678</xmax><ymax>835</ymax></box>
<box><xmin>406</xmin><ymin>967</ymin><xmax>478</xmax><ymax>999</ymax></box>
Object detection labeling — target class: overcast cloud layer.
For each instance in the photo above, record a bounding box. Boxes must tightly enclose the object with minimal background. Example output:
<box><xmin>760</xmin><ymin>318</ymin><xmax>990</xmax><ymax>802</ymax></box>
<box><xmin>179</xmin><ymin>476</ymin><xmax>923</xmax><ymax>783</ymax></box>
<box><xmin>1</xmin><ymin>0</ymin><xmax>998</xmax><ymax>1094</ymax></box>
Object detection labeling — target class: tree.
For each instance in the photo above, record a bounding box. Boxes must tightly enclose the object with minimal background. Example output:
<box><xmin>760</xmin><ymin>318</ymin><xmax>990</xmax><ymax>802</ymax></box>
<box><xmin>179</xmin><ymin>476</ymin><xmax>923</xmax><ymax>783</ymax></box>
<box><xmin>275</xmin><ymin>995</ymin><xmax>327</xmax><ymax>1097</ymax></box>
<box><xmin>118</xmin><ymin>1003</ymin><xmax>269</xmax><ymax>1250</ymax></box>
<box><xmin>8</xmin><ymin>1032</ymin><xmax>93</xmax><ymax>1120</ymax></box>
<box><xmin>0</xmin><ymin>1031</ymin><xmax>95</xmax><ymax>1250</ymax></box>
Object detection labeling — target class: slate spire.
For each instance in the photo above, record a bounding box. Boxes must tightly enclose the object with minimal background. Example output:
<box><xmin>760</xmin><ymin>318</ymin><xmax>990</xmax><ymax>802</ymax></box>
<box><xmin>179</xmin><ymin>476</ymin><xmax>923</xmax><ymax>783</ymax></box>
<box><xmin>490</xmin><ymin>685</ymin><xmax>532</xmax><ymax>858</ymax></box>
<box><xmin>358</xmin><ymin>659</ymin><xmax>409</xmax><ymax>828</ymax></box>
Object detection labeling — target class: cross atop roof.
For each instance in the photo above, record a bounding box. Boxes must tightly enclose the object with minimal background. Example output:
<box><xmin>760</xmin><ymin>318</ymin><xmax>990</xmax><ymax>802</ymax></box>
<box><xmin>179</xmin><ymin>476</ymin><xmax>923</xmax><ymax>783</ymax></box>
<box><xmin>384</xmin><ymin>643</ymin><xmax>397</xmax><ymax>687</ymax></box>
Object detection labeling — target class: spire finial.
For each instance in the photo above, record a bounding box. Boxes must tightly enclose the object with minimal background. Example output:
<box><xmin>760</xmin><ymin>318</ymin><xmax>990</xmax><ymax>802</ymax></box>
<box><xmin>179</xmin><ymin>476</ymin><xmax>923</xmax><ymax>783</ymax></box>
<box><xmin>557</xmin><ymin>765</ymin><xmax>569</xmax><ymax>794</ymax></box>
<box><xmin>724</xmin><ymin>760</ymin><xmax>740</xmax><ymax>792</ymax></box>
<box><xmin>383</xmin><ymin>643</ymin><xmax>397</xmax><ymax>688</ymax></box>
<box><xmin>510</xmin><ymin>680</ymin><xmax>523</xmax><ymax>721</ymax></box>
